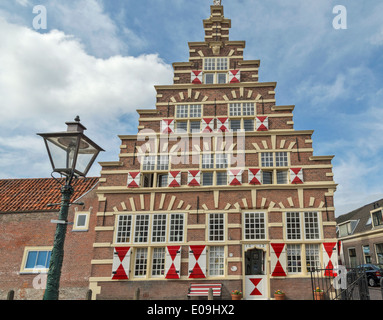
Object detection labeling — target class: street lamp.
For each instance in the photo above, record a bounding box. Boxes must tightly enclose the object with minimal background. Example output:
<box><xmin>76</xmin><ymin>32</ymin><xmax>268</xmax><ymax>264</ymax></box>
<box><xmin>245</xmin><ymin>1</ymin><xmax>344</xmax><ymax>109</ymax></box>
<box><xmin>37</xmin><ymin>116</ymin><xmax>104</xmax><ymax>300</ymax></box>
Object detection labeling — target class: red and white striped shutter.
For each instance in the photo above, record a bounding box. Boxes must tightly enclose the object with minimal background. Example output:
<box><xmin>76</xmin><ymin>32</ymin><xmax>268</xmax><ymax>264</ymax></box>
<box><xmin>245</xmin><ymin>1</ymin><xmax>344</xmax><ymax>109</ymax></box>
<box><xmin>256</xmin><ymin>116</ymin><xmax>269</xmax><ymax>131</ymax></box>
<box><xmin>229</xmin><ymin>70</ymin><xmax>241</xmax><ymax>83</ymax></box>
<box><xmin>323</xmin><ymin>242</ymin><xmax>338</xmax><ymax>277</ymax></box>
<box><xmin>201</xmin><ymin>118</ymin><xmax>214</xmax><ymax>133</ymax></box>
<box><xmin>248</xmin><ymin>168</ymin><xmax>262</xmax><ymax>185</ymax></box>
<box><xmin>228</xmin><ymin>169</ymin><xmax>243</xmax><ymax>186</ymax></box>
<box><xmin>290</xmin><ymin>168</ymin><xmax>304</xmax><ymax>184</ymax></box>
<box><xmin>188</xmin><ymin>170</ymin><xmax>201</xmax><ymax>186</ymax></box>
<box><xmin>127</xmin><ymin>172</ymin><xmax>141</xmax><ymax>188</ymax></box>
<box><xmin>168</xmin><ymin>171</ymin><xmax>181</xmax><ymax>187</ymax></box>
<box><xmin>188</xmin><ymin>245</ymin><xmax>207</xmax><ymax>279</ymax></box>
<box><xmin>191</xmin><ymin>71</ymin><xmax>203</xmax><ymax>84</ymax></box>
<box><xmin>112</xmin><ymin>247</ymin><xmax>131</xmax><ymax>280</ymax></box>
<box><xmin>217</xmin><ymin>117</ymin><xmax>229</xmax><ymax>132</ymax></box>
<box><xmin>161</xmin><ymin>119</ymin><xmax>175</xmax><ymax>134</ymax></box>
<box><xmin>270</xmin><ymin>243</ymin><xmax>287</xmax><ymax>277</ymax></box>
<box><xmin>165</xmin><ymin>246</ymin><xmax>181</xmax><ymax>279</ymax></box>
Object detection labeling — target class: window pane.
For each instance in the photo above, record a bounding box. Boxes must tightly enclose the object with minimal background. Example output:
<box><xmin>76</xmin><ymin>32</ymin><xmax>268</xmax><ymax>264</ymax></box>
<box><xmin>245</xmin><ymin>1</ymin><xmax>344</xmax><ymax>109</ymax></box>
<box><xmin>204</xmin><ymin>58</ymin><xmax>216</xmax><ymax>71</ymax></box>
<box><xmin>304</xmin><ymin>212</ymin><xmax>320</xmax><ymax>239</ymax></box>
<box><xmin>134</xmin><ymin>248</ymin><xmax>148</xmax><ymax>277</ymax></box>
<box><xmin>209</xmin><ymin>213</ymin><xmax>225</xmax><ymax>241</ymax></box>
<box><xmin>25</xmin><ymin>251</ymin><xmax>37</xmax><ymax>269</ymax></box>
<box><xmin>176</xmin><ymin>105</ymin><xmax>188</xmax><ymax>118</ymax></box>
<box><xmin>77</xmin><ymin>214</ymin><xmax>87</xmax><ymax>227</ymax></box>
<box><xmin>157</xmin><ymin>155</ymin><xmax>169</xmax><ymax>170</ymax></box>
<box><xmin>287</xmin><ymin>244</ymin><xmax>301</xmax><ymax>273</ymax></box>
<box><xmin>261</xmin><ymin>152</ymin><xmax>273</xmax><ymax>167</ymax></box>
<box><xmin>230</xmin><ymin>120</ymin><xmax>241</xmax><ymax>131</ymax></box>
<box><xmin>176</xmin><ymin>121</ymin><xmax>187</xmax><ymax>133</ymax></box>
<box><xmin>217</xmin><ymin>73</ymin><xmax>227</xmax><ymax>84</ymax></box>
<box><xmin>202</xmin><ymin>154</ymin><xmax>214</xmax><ymax>169</ymax></box>
<box><xmin>152</xmin><ymin>247</ymin><xmax>165</xmax><ymax>277</ymax></box>
<box><xmin>169</xmin><ymin>214</ymin><xmax>184</xmax><ymax>242</ymax></box>
<box><xmin>276</xmin><ymin>170</ymin><xmax>287</xmax><ymax>184</ymax></box>
<box><xmin>262</xmin><ymin>171</ymin><xmax>273</xmax><ymax>184</ymax></box>
<box><xmin>116</xmin><ymin>215</ymin><xmax>132</xmax><ymax>243</ymax></box>
<box><xmin>243</xmin><ymin>103</ymin><xmax>255</xmax><ymax>116</ymax></box>
<box><xmin>244</xmin><ymin>212</ymin><xmax>266</xmax><ymax>240</ymax></box>
<box><xmin>189</xmin><ymin>105</ymin><xmax>202</xmax><ymax>118</ymax></box>
<box><xmin>216</xmin><ymin>171</ymin><xmax>227</xmax><ymax>185</ymax></box>
<box><xmin>306</xmin><ymin>244</ymin><xmax>320</xmax><ymax>272</ymax></box>
<box><xmin>229</xmin><ymin>103</ymin><xmax>241</xmax><ymax>116</ymax></box>
<box><xmin>243</xmin><ymin>119</ymin><xmax>254</xmax><ymax>131</ymax></box>
<box><xmin>202</xmin><ymin>172</ymin><xmax>213</xmax><ymax>186</ymax></box>
<box><xmin>216</xmin><ymin>58</ymin><xmax>227</xmax><ymax>70</ymax></box>
<box><xmin>286</xmin><ymin>212</ymin><xmax>301</xmax><ymax>240</ymax></box>
<box><xmin>215</xmin><ymin>154</ymin><xmax>228</xmax><ymax>169</ymax></box>
<box><xmin>152</xmin><ymin>214</ymin><xmax>167</xmax><ymax>242</ymax></box>
<box><xmin>134</xmin><ymin>215</ymin><xmax>150</xmax><ymax>243</ymax></box>
<box><xmin>36</xmin><ymin>251</ymin><xmax>48</xmax><ymax>268</ymax></box>
<box><xmin>190</xmin><ymin>121</ymin><xmax>201</xmax><ymax>132</ymax></box>
<box><xmin>209</xmin><ymin>246</ymin><xmax>225</xmax><ymax>276</ymax></box>
<box><xmin>275</xmin><ymin>152</ymin><xmax>288</xmax><ymax>167</ymax></box>
<box><xmin>205</xmin><ymin>73</ymin><xmax>214</xmax><ymax>84</ymax></box>
<box><xmin>142</xmin><ymin>156</ymin><xmax>155</xmax><ymax>171</ymax></box>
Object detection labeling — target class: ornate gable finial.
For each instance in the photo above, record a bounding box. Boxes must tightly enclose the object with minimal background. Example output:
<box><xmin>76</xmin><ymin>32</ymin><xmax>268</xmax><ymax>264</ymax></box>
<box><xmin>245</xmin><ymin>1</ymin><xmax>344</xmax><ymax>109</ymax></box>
<box><xmin>213</xmin><ymin>0</ymin><xmax>221</xmax><ymax>5</ymax></box>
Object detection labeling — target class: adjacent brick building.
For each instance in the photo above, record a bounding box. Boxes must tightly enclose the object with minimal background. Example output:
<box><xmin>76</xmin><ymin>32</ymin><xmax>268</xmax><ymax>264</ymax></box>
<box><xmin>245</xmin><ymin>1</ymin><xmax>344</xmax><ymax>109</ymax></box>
<box><xmin>0</xmin><ymin>177</ymin><xmax>99</xmax><ymax>300</ymax></box>
<box><xmin>89</xmin><ymin>3</ymin><xmax>338</xmax><ymax>300</ymax></box>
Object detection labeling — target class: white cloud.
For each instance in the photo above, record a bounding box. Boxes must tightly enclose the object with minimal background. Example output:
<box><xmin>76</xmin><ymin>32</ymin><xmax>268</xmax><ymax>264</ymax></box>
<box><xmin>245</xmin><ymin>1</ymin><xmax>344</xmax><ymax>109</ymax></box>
<box><xmin>0</xmin><ymin>17</ymin><xmax>173</xmax><ymax>178</ymax></box>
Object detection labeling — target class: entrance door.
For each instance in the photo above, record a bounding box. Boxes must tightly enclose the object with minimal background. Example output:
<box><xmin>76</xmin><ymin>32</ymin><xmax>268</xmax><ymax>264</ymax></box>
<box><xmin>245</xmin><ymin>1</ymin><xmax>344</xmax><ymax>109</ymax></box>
<box><xmin>244</xmin><ymin>247</ymin><xmax>268</xmax><ymax>300</ymax></box>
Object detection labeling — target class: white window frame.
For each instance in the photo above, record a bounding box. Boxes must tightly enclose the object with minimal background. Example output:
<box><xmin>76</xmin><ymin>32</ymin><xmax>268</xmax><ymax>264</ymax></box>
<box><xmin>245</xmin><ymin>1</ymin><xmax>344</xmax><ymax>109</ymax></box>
<box><xmin>134</xmin><ymin>214</ymin><xmax>150</xmax><ymax>243</ymax></box>
<box><xmin>116</xmin><ymin>214</ymin><xmax>133</xmax><ymax>243</ymax></box>
<box><xmin>151</xmin><ymin>247</ymin><xmax>166</xmax><ymax>277</ymax></box>
<box><xmin>208</xmin><ymin>213</ymin><xmax>225</xmax><ymax>242</ymax></box>
<box><xmin>243</xmin><ymin>212</ymin><xmax>266</xmax><ymax>240</ymax></box>
<box><xmin>209</xmin><ymin>246</ymin><xmax>225</xmax><ymax>276</ymax></box>
<box><xmin>285</xmin><ymin>212</ymin><xmax>321</xmax><ymax>241</ymax></box>
<box><xmin>287</xmin><ymin>244</ymin><xmax>302</xmax><ymax>274</ymax></box>
<box><xmin>304</xmin><ymin>212</ymin><xmax>320</xmax><ymax>240</ymax></box>
<box><xmin>134</xmin><ymin>248</ymin><xmax>148</xmax><ymax>277</ymax></box>
<box><xmin>169</xmin><ymin>213</ymin><xmax>185</xmax><ymax>243</ymax></box>
<box><xmin>20</xmin><ymin>247</ymin><xmax>52</xmax><ymax>274</ymax></box>
<box><xmin>305</xmin><ymin>244</ymin><xmax>320</xmax><ymax>272</ymax></box>
<box><xmin>73</xmin><ymin>211</ymin><xmax>90</xmax><ymax>231</ymax></box>
<box><xmin>152</xmin><ymin>214</ymin><xmax>167</xmax><ymax>243</ymax></box>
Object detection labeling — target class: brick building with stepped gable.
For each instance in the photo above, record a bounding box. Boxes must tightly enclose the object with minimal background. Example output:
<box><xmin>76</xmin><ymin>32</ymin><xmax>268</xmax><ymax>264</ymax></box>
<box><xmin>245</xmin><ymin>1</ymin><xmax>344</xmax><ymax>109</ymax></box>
<box><xmin>89</xmin><ymin>2</ymin><xmax>338</xmax><ymax>300</ymax></box>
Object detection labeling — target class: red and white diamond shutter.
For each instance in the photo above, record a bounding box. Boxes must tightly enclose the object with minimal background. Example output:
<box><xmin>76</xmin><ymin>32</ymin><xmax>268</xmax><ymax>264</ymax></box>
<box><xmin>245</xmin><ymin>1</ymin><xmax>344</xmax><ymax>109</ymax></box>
<box><xmin>188</xmin><ymin>245</ymin><xmax>207</xmax><ymax>279</ymax></box>
<box><xmin>188</xmin><ymin>170</ymin><xmax>201</xmax><ymax>186</ymax></box>
<box><xmin>217</xmin><ymin>117</ymin><xmax>229</xmax><ymax>132</ymax></box>
<box><xmin>229</xmin><ymin>70</ymin><xmax>241</xmax><ymax>83</ymax></box>
<box><xmin>201</xmin><ymin>118</ymin><xmax>214</xmax><ymax>133</ymax></box>
<box><xmin>161</xmin><ymin>119</ymin><xmax>175</xmax><ymax>134</ymax></box>
<box><xmin>191</xmin><ymin>71</ymin><xmax>203</xmax><ymax>84</ymax></box>
<box><xmin>290</xmin><ymin>168</ymin><xmax>304</xmax><ymax>184</ymax></box>
<box><xmin>168</xmin><ymin>171</ymin><xmax>181</xmax><ymax>187</ymax></box>
<box><xmin>228</xmin><ymin>169</ymin><xmax>243</xmax><ymax>186</ymax></box>
<box><xmin>127</xmin><ymin>172</ymin><xmax>141</xmax><ymax>188</ymax></box>
<box><xmin>248</xmin><ymin>168</ymin><xmax>262</xmax><ymax>185</ymax></box>
<box><xmin>323</xmin><ymin>242</ymin><xmax>338</xmax><ymax>277</ymax></box>
<box><xmin>256</xmin><ymin>116</ymin><xmax>269</xmax><ymax>131</ymax></box>
<box><xmin>270</xmin><ymin>243</ymin><xmax>287</xmax><ymax>277</ymax></box>
<box><xmin>165</xmin><ymin>246</ymin><xmax>181</xmax><ymax>279</ymax></box>
<box><xmin>112</xmin><ymin>247</ymin><xmax>131</xmax><ymax>280</ymax></box>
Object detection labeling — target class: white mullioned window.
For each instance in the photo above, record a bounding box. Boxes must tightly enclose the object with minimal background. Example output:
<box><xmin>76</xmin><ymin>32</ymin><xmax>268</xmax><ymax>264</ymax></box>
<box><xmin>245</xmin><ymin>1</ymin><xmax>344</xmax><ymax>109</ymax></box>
<box><xmin>209</xmin><ymin>246</ymin><xmax>225</xmax><ymax>276</ymax></box>
<box><xmin>151</xmin><ymin>247</ymin><xmax>166</xmax><ymax>277</ymax></box>
<box><xmin>244</xmin><ymin>212</ymin><xmax>266</xmax><ymax>240</ymax></box>
<box><xmin>261</xmin><ymin>152</ymin><xmax>274</xmax><ymax>167</ymax></box>
<box><xmin>202</xmin><ymin>153</ymin><xmax>214</xmax><ymax>169</ymax></box>
<box><xmin>134</xmin><ymin>214</ymin><xmax>150</xmax><ymax>243</ymax></box>
<box><xmin>152</xmin><ymin>214</ymin><xmax>167</xmax><ymax>243</ymax></box>
<box><xmin>142</xmin><ymin>156</ymin><xmax>156</xmax><ymax>171</ymax></box>
<box><xmin>209</xmin><ymin>213</ymin><xmax>225</xmax><ymax>242</ymax></box>
<box><xmin>157</xmin><ymin>155</ymin><xmax>169</xmax><ymax>171</ymax></box>
<box><xmin>304</xmin><ymin>212</ymin><xmax>320</xmax><ymax>239</ymax></box>
<box><xmin>275</xmin><ymin>152</ymin><xmax>288</xmax><ymax>167</ymax></box>
<box><xmin>287</xmin><ymin>244</ymin><xmax>301</xmax><ymax>273</ymax></box>
<box><xmin>305</xmin><ymin>244</ymin><xmax>320</xmax><ymax>272</ymax></box>
<box><xmin>286</xmin><ymin>212</ymin><xmax>301</xmax><ymax>240</ymax></box>
<box><xmin>116</xmin><ymin>215</ymin><xmax>133</xmax><ymax>243</ymax></box>
<box><xmin>169</xmin><ymin>213</ymin><xmax>185</xmax><ymax>242</ymax></box>
<box><xmin>134</xmin><ymin>248</ymin><xmax>148</xmax><ymax>277</ymax></box>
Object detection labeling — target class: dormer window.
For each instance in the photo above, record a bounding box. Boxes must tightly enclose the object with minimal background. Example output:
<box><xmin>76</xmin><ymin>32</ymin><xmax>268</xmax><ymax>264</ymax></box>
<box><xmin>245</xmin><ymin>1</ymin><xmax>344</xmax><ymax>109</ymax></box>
<box><xmin>338</xmin><ymin>220</ymin><xmax>359</xmax><ymax>237</ymax></box>
<box><xmin>371</xmin><ymin>209</ymin><xmax>383</xmax><ymax>227</ymax></box>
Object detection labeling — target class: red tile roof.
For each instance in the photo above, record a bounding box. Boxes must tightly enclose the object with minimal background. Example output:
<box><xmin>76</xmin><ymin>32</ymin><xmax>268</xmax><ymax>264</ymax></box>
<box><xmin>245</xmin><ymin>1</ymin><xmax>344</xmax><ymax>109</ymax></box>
<box><xmin>0</xmin><ymin>177</ymin><xmax>99</xmax><ymax>213</ymax></box>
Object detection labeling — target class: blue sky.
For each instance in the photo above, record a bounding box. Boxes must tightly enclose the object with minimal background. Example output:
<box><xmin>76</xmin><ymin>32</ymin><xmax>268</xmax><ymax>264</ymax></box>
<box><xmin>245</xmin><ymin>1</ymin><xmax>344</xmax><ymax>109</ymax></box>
<box><xmin>0</xmin><ymin>0</ymin><xmax>382</xmax><ymax>216</ymax></box>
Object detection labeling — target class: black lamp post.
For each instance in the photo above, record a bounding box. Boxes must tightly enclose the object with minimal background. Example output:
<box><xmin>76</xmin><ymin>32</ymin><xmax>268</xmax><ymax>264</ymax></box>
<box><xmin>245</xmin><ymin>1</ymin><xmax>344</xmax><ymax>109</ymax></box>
<box><xmin>37</xmin><ymin>116</ymin><xmax>104</xmax><ymax>300</ymax></box>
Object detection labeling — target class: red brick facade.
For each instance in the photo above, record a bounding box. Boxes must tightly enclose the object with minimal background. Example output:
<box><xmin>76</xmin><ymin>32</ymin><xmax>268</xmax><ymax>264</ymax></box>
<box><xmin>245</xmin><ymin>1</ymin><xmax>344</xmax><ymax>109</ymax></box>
<box><xmin>90</xmin><ymin>4</ymin><xmax>337</xmax><ymax>300</ymax></box>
